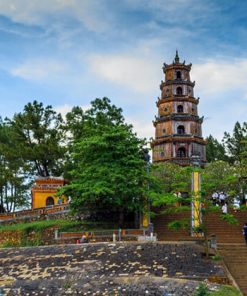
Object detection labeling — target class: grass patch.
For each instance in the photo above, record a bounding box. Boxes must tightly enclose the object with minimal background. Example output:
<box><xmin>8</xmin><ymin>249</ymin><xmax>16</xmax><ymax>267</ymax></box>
<box><xmin>211</xmin><ymin>252</ymin><xmax>222</xmax><ymax>261</ymax></box>
<box><xmin>0</xmin><ymin>219</ymin><xmax>118</xmax><ymax>248</ymax></box>
<box><xmin>210</xmin><ymin>286</ymin><xmax>241</xmax><ymax>296</ymax></box>
<box><xmin>0</xmin><ymin>219</ymin><xmax>117</xmax><ymax>232</ymax></box>
<box><xmin>193</xmin><ymin>284</ymin><xmax>241</xmax><ymax>296</ymax></box>
<box><xmin>0</xmin><ymin>219</ymin><xmax>78</xmax><ymax>232</ymax></box>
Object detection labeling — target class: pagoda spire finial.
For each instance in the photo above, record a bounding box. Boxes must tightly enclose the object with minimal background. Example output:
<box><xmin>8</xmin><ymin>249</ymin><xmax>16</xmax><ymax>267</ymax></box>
<box><xmin>174</xmin><ymin>50</ymin><xmax>180</xmax><ymax>63</ymax></box>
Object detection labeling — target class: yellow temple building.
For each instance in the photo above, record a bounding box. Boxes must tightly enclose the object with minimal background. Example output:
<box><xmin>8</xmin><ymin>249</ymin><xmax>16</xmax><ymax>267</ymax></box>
<box><xmin>31</xmin><ymin>176</ymin><xmax>68</xmax><ymax>209</ymax></box>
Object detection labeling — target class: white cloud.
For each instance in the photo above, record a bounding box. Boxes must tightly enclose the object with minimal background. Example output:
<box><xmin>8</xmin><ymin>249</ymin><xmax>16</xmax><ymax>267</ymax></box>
<box><xmin>10</xmin><ymin>59</ymin><xmax>68</xmax><ymax>81</ymax></box>
<box><xmin>88</xmin><ymin>54</ymin><xmax>160</xmax><ymax>94</ymax></box>
<box><xmin>192</xmin><ymin>59</ymin><xmax>247</xmax><ymax>96</ymax></box>
<box><xmin>0</xmin><ymin>0</ymin><xmax>110</xmax><ymax>32</ymax></box>
<box><xmin>54</xmin><ymin>104</ymin><xmax>154</xmax><ymax>140</ymax></box>
<box><xmin>126</xmin><ymin>117</ymin><xmax>154</xmax><ymax>140</ymax></box>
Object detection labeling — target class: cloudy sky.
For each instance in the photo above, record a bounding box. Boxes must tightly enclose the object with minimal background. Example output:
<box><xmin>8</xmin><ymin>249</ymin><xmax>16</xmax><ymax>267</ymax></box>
<box><xmin>0</xmin><ymin>0</ymin><xmax>247</xmax><ymax>140</ymax></box>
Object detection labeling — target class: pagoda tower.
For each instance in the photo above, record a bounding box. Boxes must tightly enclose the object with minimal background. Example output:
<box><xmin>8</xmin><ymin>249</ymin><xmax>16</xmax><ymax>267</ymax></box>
<box><xmin>152</xmin><ymin>51</ymin><xmax>206</xmax><ymax>166</ymax></box>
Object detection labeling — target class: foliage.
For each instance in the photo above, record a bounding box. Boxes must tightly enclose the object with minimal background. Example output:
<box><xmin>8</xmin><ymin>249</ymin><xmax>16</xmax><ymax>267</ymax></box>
<box><xmin>223</xmin><ymin>121</ymin><xmax>247</xmax><ymax>164</ymax></box>
<box><xmin>0</xmin><ymin>219</ymin><xmax>123</xmax><ymax>247</ymax></box>
<box><xmin>211</xmin><ymin>252</ymin><xmax>222</xmax><ymax>261</ymax></box>
<box><xmin>150</xmin><ymin>162</ymin><xmax>191</xmax><ymax>207</ymax></box>
<box><xmin>193</xmin><ymin>283</ymin><xmax>210</xmax><ymax>296</ymax></box>
<box><xmin>0</xmin><ymin>219</ymin><xmax>82</xmax><ymax>247</ymax></box>
<box><xmin>220</xmin><ymin>213</ymin><xmax>238</xmax><ymax>225</ymax></box>
<box><xmin>206</xmin><ymin>135</ymin><xmax>228</xmax><ymax>163</ymax></box>
<box><xmin>202</xmin><ymin>161</ymin><xmax>238</xmax><ymax>199</ymax></box>
<box><xmin>60</xmin><ymin>98</ymin><xmax>148</xmax><ymax>225</ymax></box>
<box><xmin>209</xmin><ymin>286</ymin><xmax>241</xmax><ymax>296</ymax></box>
<box><xmin>193</xmin><ymin>285</ymin><xmax>241</xmax><ymax>296</ymax></box>
<box><xmin>150</xmin><ymin>162</ymin><xmax>240</xmax><ymax>258</ymax></box>
<box><xmin>0</xmin><ymin>119</ymin><xmax>30</xmax><ymax>212</ymax></box>
<box><xmin>168</xmin><ymin>218</ymin><xmax>189</xmax><ymax>230</ymax></box>
<box><xmin>8</xmin><ymin>100</ymin><xmax>65</xmax><ymax>177</ymax></box>
<box><xmin>0</xmin><ymin>219</ymin><xmax>79</xmax><ymax>232</ymax></box>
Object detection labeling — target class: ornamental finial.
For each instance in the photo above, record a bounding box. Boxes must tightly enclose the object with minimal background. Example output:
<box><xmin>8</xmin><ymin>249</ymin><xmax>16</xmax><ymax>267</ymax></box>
<box><xmin>174</xmin><ymin>50</ymin><xmax>180</xmax><ymax>63</ymax></box>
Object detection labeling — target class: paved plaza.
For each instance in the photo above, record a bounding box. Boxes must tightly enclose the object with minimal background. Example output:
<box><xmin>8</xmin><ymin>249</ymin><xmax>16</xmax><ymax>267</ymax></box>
<box><xmin>0</xmin><ymin>242</ymin><xmax>225</xmax><ymax>295</ymax></box>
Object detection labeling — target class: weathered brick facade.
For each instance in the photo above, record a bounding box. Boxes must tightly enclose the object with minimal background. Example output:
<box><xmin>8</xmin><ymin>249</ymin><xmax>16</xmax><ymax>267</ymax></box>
<box><xmin>152</xmin><ymin>51</ymin><xmax>206</xmax><ymax>166</ymax></box>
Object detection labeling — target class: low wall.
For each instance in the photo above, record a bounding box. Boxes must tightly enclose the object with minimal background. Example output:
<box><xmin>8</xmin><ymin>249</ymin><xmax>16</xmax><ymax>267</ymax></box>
<box><xmin>0</xmin><ymin>205</ymin><xmax>69</xmax><ymax>225</ymax></box>
<box><xmin>0</xmin><ymin>227</ymin><xmax>57</xmax><ymax>247</ymax></box>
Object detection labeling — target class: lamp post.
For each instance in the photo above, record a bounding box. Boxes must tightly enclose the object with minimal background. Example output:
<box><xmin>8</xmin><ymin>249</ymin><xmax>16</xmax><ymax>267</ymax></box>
<box><xmin>190</xmin><ymin>155</ymin><xmax>202</xmax><ymax>237</ymax></box>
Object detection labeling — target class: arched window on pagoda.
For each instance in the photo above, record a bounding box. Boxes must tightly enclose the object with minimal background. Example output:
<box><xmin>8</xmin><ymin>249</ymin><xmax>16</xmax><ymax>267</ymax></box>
<box><xmin>46</xmin><ymin>196</ymin><xmax>54</xmax><ymax>207</ymax></box>
<box><xmin>176</xmin><ymin>71</ymin><xmax>181</xmax><ymax>79</ymax></box>
<box><xmin>176</xmin><ymin>87</ymin><xmax>182</xmax><ymax>95</ymax></box>
<box><xmin>177</xmin><ymin>147</ymin><xmax>186</xmax><ymax>158</ymax></box>
<box><xmin>177</xmin><ymin>125</ymin><xmax>185</xmax><ymax>134</ymax></box>
<box><xmin>177</xmin><ymin>105</ymin><xmax>183</xmax><ymax>113</ymax></box>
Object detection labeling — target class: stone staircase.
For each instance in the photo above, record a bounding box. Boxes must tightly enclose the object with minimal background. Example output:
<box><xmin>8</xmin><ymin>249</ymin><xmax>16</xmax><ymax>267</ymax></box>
<box><xmin>154</xmin><ymin>210</ymin><xmax>247</xmax><ymax>295</ymax></box>
<box><xmin>153</xmin><ymin>211</ymin><xmax>192</xmax><ymax>241</ymax></box>
<box><xmin>204</xmin><ymin>212</ymin><xmax>246</xmax><ymax>243</ymax></box>
<box><xmin>218</xmin><ymin>244</ymin><xmax>247</xmax><ymax>296</ymax></box>
<box><xmin>153</xmin><ymin>210</ymin><xmax>247</xmax><ymax>243</ymax></box>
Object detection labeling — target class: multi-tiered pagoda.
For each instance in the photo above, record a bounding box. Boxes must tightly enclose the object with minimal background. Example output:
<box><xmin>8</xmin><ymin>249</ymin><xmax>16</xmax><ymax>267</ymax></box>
<box><xmin>152</xmin><ymin>51</ymin><xmax>206</xmax><ymax>166</ymax></box>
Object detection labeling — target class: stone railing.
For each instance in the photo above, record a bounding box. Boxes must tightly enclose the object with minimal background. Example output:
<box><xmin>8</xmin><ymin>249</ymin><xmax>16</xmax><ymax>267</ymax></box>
<box><xmin>0</xmin><ymin>204</ymin><xmax>69</xmax><ymax>223</ymax></box>
<box><xmin>56</xmin><ymin>228</ymin><xmax>152</xmax><ymax>243</ymax></box>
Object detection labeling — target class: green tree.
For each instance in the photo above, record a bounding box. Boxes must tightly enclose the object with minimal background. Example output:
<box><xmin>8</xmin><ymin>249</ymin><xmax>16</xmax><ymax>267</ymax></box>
<box><xmin>206</xmin><ymin>135</ymin><xmax>228</xmax><ymax>163</ymax></box>
<box><xmin>8</xmin><ymin>100</ymin><xmax>65</xmax><ymax>177</ymax></box>
<box><xmin>150</xmin><ymin>162</ymin><xmax>191</xmax><ymax>208</ymax></box>
<box><xmin>64</xmin><ymin>106</ymin><xmax>86</xmax><ymax>145</ymax></box>
<box><xmin>150</xmin><ymin>162</ymin><xmax>239</xmax><ymax>257</ymax></box>
<box><xmin>202</xmin><ymin>161</ymin><xmax>238</xmax><ymax>199</ymax></box>
<box><xmin>0</xmin><ymin>119</ymin><xmax>30</xmax><ymax>212</ymax></box>
<box><xmin>223</xmin><ymin>122</ymin><xmax>247</xmax><ymax>203</ymax></box>
<box><xmin>61</xmin><ymin>98</ymin><xmax>148</xmax><ymax>225</ymax></box>
<box><xmin>223</xmin><ymin>121</ymin><xmax>247</xmax><ymax>163</ymax></box>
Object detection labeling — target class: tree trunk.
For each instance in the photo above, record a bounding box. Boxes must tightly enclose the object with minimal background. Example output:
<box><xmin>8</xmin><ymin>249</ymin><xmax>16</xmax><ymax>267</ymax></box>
<box><xmin>134</xmin><ymin>211</ymin><xmax>140</xmax><ymax>228</ymax></box>
<box><xmin>119</xmin><ymin>207</ymin><xmax>124</xmax><ymax>227</ymax></box>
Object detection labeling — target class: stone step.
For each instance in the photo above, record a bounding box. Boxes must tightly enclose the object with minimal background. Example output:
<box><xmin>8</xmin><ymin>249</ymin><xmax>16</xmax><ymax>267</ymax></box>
<box><xmin>218</xmin><ymin>244</ymin><xmax>247</xmax><ymax>296</ymax></box>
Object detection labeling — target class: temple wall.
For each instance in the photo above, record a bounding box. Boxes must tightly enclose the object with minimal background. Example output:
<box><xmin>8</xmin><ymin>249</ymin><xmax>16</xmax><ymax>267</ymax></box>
<box><xmin>152</xmin><ymin>143</ymin><xmax>173</xmax><ymax>160</ymax></box>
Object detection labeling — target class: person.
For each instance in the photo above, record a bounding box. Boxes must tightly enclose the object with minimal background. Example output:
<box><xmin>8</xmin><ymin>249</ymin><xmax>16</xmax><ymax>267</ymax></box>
<box><xmin>243</xmin><ymin>223</ymin><xmax>247</xmax><ymax>245</ymax></box>
<box><xmin>211</xmin><ymin>192</ymin><xmax>218</xmax><ymax>205</ymax></box>
<box><xmin>80</xmin><ymin>232</ymin><xmax>89</xmax><ymax>243</ymax></box>
<box><xmin>57</xmin><ymin>197</ymin><xmax>62</xmax><ymax>205</ymax></box>
<box><xmin>219</xmin><ymin>192</ymin><xmax>226</xmax><ymax>205</ymax></box>
<box><xmin>221</xmin><ymin>202</ymin><xmax>228</xmax><ymax>214</ymax></box>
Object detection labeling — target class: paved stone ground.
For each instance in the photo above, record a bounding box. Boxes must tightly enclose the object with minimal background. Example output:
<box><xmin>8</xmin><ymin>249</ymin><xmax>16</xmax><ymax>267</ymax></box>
<box><xmin>0</xmin><ymin>242</ymin><xmax>225</xmax><ymax>295</ymax></box>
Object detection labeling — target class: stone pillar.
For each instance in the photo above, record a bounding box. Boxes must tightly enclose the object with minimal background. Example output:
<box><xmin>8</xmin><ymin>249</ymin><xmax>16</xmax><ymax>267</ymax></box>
<box><xmin>191</xmin><ymin>171</ymin><xmax>202</xmax><ymax>237</ymax></box>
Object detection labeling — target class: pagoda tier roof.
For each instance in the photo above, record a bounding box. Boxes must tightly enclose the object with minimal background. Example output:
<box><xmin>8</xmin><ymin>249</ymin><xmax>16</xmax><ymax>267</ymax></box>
<box><xmin>153</xmin><ymin>114</ymin><xmax>203</xmax><ymax>126</ymax></box>
<box><xmin>160</xmin><ymin>80</ymin><xmax>195</xmax><ymax>89</ymax></box>
<box><xmin>153</xmin><ymin>157</ymin><xmax>206</xmax><ymax>166</ymax></box>
<box><xmin>34</xmin><ymin>176</ymin><xmax>68</xmax><ymax>185</ymax></box>
<box><xmin>156</xmin><ymin>96</ymin><xmax>199</xmax><ymax>106</ymax></box>
<box><xmin>35</xmin><ymin>176</ymin><xmax>64</xmax><ymax>181</ymax></box>
<box><xmin>162</xmin><ymin>63</ymin><xmax>192</xmax><ymax>73</ymax></box>
<box><xmin>152</xmin><ymin>136</ymin><xmax>206</xmax><ymax>146</ymax></box>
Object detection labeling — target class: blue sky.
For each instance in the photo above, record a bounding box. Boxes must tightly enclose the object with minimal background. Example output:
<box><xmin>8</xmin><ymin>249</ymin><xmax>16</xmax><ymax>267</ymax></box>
<box><xmin>0</xmin><ymin>0</ymin><xmax>247</xmax><ymax>140</ymax></box>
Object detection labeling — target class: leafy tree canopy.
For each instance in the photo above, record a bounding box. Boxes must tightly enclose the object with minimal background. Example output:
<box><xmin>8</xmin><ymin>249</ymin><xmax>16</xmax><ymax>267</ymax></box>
<box><xmin>8</xmin><ymin>100</ymin><xmax>65</xmax><ymax>177</ymax></box>
<box><xmin>202</xmin><ymin>161</ymin><xmax>238</xmax><ymax>199</ymax></box>
<box><xmin>0</xmin><ymin>119</ymin><xmax>30</xmax><ymax>212</ymax></box>
<box><xmin>223</xmin><ymin>121</ymin><xmax>247</xmax><ymax>163</ymax></box>
<box><xmin>60</xmin><ymin>98</ymin><xmax>148</xmax><ymax>224</ymax></box>
<box><xmin>206</xmin><ymin>135</ymin><xmax>228</xmax><ymax>163</ymax></box>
